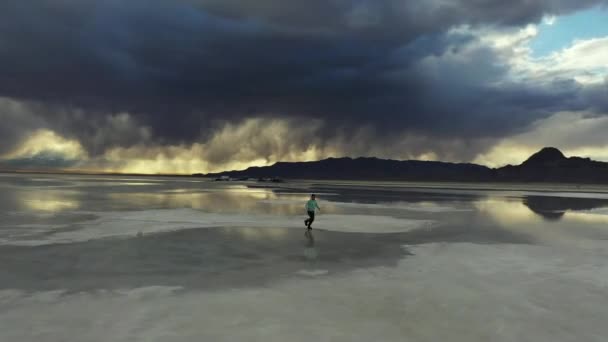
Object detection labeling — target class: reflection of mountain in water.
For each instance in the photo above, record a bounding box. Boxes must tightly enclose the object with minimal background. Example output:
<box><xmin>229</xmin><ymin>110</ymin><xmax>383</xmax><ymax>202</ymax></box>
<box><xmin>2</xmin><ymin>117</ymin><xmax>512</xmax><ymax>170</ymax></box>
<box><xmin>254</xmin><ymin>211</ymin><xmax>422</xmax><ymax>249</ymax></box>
<box><xmin>523</xmin><ymin>196</ymin><xmax>608</xmax><ymax>220</ymax></box>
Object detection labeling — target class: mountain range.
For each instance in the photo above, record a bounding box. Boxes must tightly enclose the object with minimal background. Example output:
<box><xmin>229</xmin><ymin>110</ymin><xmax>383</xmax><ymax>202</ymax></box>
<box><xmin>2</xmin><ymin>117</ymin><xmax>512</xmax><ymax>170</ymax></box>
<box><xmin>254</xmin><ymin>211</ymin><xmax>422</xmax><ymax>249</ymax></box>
<box><xmin>201</xmin><ymin>147</ymin><xmax>608</xmax><ymax>183</ymax></box>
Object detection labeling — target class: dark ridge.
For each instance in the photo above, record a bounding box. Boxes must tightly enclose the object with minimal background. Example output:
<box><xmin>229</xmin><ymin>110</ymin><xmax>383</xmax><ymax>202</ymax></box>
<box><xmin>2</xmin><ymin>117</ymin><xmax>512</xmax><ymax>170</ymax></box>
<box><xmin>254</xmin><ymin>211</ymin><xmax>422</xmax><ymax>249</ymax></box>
<box><xmin>204</xmin><ymin>157</ymin><xmax>494</xmax><ymax>182</ymax></box>
<box><xmin>522</xmin><ymin>147</ymin><xmax>566</xmax><ymax>166</ymax></box>
<box><xmin>200</xmin><ymin>147</ymin><xmax>608</xmax><ymax>184</ymax></box>
<box><xmin>495</xmin><ymin>148</ymin><xmax>608</xmax><ymax>183</ymax></box>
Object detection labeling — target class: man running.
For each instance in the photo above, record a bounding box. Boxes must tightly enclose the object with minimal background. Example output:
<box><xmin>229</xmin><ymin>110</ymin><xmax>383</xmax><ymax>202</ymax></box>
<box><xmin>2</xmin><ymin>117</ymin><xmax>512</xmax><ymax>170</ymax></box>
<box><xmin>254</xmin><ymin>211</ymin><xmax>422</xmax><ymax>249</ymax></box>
<box><xmin>304</xmin><ymin>194</ymin><xmax>321</xmax><ymax>230</ymax></box>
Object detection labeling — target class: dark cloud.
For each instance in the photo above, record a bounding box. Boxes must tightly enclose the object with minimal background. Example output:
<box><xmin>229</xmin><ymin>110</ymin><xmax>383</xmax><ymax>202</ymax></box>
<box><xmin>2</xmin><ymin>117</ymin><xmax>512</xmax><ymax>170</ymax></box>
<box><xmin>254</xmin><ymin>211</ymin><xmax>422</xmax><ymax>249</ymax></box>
<box><xmin>0</xmin><ymin>0</ymin><xmax>607</xmax><ymax>160</ymax></box>
<box><xmin>193</xmin><ymin>0</ymin><xmax>605</xmax><ymax>34</ymax></box>
<box><xmin>0</xmin><ymin>98</ymin><xmax>50</xmax><ymax>155</ymax></box>
<box><xmin>0</xmin><ymin>152</ymin><xmax>80</xmax><ymax>169</ymax></box>
<box><xmin>582</xmin><ymin>79</ymin><xmax>608</xmax><ymax>113</ymax></box>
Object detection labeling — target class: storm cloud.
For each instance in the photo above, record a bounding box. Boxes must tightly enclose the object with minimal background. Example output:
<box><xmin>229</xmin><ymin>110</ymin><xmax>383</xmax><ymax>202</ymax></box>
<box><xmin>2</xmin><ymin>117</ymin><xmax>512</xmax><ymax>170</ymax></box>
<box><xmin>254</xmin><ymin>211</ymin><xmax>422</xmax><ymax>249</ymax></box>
<box><xmin>0</xmin><ymin>0</ymin><xmax>607</xmax><ymax>171</ymax></box>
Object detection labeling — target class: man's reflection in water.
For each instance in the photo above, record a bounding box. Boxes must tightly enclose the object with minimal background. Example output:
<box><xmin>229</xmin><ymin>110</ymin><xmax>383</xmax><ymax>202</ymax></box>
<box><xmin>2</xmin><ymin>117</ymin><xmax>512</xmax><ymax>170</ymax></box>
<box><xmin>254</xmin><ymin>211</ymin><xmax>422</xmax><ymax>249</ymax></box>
<box><xmin>304</xmin><ymin>229</ymin><xmax>318</xmax><ymax>261</ymax></box>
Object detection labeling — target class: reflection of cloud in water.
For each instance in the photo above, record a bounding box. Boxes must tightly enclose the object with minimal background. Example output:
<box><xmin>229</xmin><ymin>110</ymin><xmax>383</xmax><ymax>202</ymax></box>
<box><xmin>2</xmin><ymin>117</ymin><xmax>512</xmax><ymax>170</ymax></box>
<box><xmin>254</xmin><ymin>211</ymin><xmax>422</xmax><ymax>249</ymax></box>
<box><xmin>2</xmin><ymin>208</ymin><xmax>431</xmax><ymax>246</ymax></box>
<box><xmin>107</xmin><ymin>188</ymin><xmax>312</xmax><ymax>216</ymax></box>
<box><xmin>474</xmin><ymin>198</ymin><xmax>581</xmax><ymax>246</ymax></box>
<box><xmin>111</xmin><ymin>182</ymin><xmax>159</xmax><ymax>186</ymax></box>
<box><xmin>321</xmin><ymin>200</ymin><xmax>466</xmax><ymax>213</ymax></box>
<box><xmin>260</xmin><ymin>198</ymin><xmax>469</xmax><ymax>213</ymax></box>
<box><xmin>162</xmin><ymin>189</ymin><xmax>192</xmax><ymax>193</ymax></box>
<box><xmin>564</xmin><ymin>211</ymin><xmax>608</xmax><ymax>225</ymax></box>
<box><xmin>222</xmin><ymin>227</ymin><xmax>289</xmax><ymax>241</ymax></box>
<box><xmin>20</xmin><ymin>192</ymin><xmax>80</xmax><ymax>212</ymax></box>
<box><xmin>476</xmin><ymin>198</ymin><xmax>608</xmax><ymax>248</ymax></box>
<box><xmin>475</xmin><ymin>199</ymin><xmax>541</xmax><ymax>225</ymax></box>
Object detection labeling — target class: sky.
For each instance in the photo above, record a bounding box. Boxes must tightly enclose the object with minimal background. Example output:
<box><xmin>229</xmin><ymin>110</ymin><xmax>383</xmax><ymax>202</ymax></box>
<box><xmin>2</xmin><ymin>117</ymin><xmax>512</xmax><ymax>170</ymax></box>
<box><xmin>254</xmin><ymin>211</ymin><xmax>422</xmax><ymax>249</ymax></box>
<box><xmin>0</xmin><ymin>0</ymin><xmax>607</xmax><ymax>174</ymax></box>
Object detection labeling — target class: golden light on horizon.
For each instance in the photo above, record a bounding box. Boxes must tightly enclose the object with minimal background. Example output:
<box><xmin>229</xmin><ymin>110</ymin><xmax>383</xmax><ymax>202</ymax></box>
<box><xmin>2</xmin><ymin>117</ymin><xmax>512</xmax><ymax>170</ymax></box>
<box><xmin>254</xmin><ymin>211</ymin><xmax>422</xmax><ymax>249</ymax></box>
<box><xmin>95</xmin><ymin>118</ymin><xmax>336</xmax><ymax>174</ymax></box>
<box><xmin>472</xmin><ymin>142</ymin><xmax>540</xmax><ymax>168</ymax></box>
<box><xmin>8</xmin><ymin>116</ymin><xmax>608</xmax><ymax>175</ymax></box>
<box><xmin>3</xmin><ymin>129</ymin><xmax>87</xmax><ymax>160</ymax></box>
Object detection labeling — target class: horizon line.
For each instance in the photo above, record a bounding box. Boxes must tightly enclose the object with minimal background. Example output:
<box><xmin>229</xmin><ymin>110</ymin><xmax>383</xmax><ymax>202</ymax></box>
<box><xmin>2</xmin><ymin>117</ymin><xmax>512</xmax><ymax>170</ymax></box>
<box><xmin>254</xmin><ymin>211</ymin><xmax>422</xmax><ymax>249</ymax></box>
<box><xmin>0</xmin><ymin>147</ymin><xmax>572</xmax><ymax>176</ymax></box>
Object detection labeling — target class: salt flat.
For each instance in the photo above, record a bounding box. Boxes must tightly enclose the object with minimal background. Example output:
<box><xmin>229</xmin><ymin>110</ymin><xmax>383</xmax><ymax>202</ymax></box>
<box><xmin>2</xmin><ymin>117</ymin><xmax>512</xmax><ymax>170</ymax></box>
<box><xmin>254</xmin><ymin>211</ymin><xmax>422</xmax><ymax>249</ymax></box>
<box><xmin>1</xmin><ymin>173</ymin><xmax>608</xmax><ymax>341</ymax></box>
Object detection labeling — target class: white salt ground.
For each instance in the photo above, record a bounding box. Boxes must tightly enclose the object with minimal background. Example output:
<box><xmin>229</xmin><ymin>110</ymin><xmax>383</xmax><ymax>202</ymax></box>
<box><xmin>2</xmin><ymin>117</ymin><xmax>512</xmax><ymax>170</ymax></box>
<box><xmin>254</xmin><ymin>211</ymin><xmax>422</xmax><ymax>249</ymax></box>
<box><xmin>1</xmin><ymin>243</ymin><xmax>607</xmax><ymax>342</ymax></box>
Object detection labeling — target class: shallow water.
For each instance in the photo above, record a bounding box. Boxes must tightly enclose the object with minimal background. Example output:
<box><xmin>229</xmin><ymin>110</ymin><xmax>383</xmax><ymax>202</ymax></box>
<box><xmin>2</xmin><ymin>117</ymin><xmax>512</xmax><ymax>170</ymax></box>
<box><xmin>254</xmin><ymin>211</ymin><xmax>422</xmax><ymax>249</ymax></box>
<box><xmin>1</xmin><ymin>173</ymin><xmax>608</xmax><ymax>341</ymax></box>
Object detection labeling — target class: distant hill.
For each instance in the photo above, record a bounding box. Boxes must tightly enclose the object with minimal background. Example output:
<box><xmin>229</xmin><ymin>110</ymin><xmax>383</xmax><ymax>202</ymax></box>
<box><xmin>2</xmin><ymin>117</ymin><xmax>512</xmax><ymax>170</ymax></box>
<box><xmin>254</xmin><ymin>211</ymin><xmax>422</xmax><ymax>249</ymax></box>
<box><xmin>204</xmin><ymin>158</ymin><xmax>494</xmax><ymax>182</ymax></box>
<box><xmin>495</xmin><ymin>147</ymin><xmax>608</xmax><ymax>183</ymax></box>
<box><xmin>201</xmin><ymin>147</ymin><xmax>608</xmax><ymax>183</ymax></box>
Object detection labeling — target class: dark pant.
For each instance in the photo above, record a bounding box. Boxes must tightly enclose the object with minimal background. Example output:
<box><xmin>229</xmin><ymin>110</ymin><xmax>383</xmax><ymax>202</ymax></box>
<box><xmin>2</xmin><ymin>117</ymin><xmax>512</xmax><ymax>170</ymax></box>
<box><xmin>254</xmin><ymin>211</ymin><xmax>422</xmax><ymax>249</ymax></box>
<box><xmin>305</xmin><ymin>211</ymin><xmax>315</xmax><ymax>227</ymax></box>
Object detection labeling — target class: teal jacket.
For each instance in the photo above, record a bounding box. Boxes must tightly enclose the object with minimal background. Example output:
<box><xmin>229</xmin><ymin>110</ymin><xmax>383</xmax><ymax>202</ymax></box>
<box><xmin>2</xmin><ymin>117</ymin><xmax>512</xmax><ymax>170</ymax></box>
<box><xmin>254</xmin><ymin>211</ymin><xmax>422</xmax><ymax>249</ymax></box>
<box><xmin>306</xmin><ymin>200</ymin><xmax>320</xmax><ymax>212</ymax></box>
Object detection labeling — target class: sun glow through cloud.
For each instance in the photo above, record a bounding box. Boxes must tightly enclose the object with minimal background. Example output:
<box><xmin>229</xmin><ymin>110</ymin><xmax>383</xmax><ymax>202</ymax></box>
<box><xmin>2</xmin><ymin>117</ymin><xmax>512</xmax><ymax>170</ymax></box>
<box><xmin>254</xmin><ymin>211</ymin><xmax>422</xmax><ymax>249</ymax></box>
<box><xmin>3</xmin><ymin>130</ymin><xmax>87</xmax><ymax>160</ymax></box>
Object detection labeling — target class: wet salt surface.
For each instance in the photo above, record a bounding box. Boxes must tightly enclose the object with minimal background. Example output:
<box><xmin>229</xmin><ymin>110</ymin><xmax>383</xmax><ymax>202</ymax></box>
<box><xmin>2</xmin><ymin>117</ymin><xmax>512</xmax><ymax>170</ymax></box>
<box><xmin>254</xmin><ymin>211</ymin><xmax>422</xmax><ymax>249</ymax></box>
<box><xmin>2</xmin><ymin>173</ymin><xmax>608</xmax><ymax>341</ymax></box>
<box><xmin>0</xmin><ymin>227</ymin><xmax>416</xmax><ymax>292</ymax></box>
